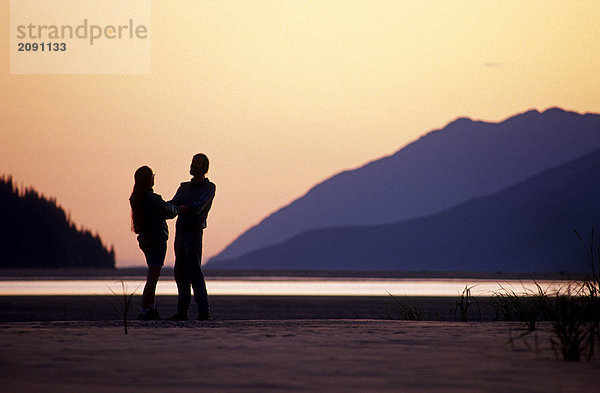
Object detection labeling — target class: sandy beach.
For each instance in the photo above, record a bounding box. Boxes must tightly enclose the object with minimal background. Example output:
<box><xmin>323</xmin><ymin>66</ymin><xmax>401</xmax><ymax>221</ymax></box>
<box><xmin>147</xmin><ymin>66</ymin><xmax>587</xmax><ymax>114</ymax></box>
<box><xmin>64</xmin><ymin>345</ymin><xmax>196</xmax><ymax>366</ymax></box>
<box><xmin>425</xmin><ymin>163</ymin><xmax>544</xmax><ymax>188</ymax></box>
<box><xmin>1</xmin><ymin>320</ymin><xmax>599</xmax><ymax>393</ymax></box>
<box><xmin>1</xmin><ymin>296</ymin><xmax>599</xmax><ymax>392</ymax></box>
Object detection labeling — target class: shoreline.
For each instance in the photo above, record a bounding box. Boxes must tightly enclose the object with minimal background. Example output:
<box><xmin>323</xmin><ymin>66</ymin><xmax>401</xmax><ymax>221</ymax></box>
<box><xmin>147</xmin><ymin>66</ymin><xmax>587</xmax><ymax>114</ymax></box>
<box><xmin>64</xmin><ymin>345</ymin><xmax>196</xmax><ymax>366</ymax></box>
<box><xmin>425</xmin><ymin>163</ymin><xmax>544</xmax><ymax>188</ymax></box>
<box><xmin>0</xmin><ymin>267</ymin><xmax>585</xmax><ymax>281</ymax></box>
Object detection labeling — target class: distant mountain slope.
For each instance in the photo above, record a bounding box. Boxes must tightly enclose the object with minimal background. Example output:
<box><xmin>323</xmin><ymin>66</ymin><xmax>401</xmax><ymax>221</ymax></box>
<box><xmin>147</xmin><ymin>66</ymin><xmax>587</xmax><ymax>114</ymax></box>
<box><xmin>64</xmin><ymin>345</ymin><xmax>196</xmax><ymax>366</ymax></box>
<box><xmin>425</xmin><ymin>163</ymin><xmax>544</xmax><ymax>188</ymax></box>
<box><xmin>211</xmin><ymin>147</ymin><xmax>600</xmax><ymax>273</ymax></box>
<box><xmin>0</xmin><ymin>177</ymin><xmax>115</xmax><ymax>268</ymax></box>
<box><xmin>211</xmin><ymin>107</ymin><xmax>600</xmax><ymax>263</ymax></box>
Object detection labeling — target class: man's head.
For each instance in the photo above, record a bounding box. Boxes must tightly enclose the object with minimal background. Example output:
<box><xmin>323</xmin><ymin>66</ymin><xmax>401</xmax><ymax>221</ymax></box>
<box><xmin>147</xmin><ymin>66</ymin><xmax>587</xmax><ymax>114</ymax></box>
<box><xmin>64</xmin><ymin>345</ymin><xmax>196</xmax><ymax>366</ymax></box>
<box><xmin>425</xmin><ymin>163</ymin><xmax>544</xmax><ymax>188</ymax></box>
<box><xmin>190</xmin><ymin>153</ymin><xmax>209</xmax><ymax>178</ymax></box>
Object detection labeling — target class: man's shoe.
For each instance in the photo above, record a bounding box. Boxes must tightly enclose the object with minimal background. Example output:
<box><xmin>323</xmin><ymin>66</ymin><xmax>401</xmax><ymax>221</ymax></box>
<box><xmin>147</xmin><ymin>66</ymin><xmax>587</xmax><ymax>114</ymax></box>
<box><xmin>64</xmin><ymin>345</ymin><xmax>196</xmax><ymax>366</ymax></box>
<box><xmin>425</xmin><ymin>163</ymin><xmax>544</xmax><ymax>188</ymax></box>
<box><xmin>197</xmin><ymin>312</ymin><xmax>213</xmax><ymax>321</ymax></box>
<box><xmin>166</xmin><ymin>313</ymin><xmax>188</xmax><ymax>321</ymax></box>
<box><xmin>138</xmin><ymin>308</ymin><xmax>162</xmax><ymax>321</ymax></box>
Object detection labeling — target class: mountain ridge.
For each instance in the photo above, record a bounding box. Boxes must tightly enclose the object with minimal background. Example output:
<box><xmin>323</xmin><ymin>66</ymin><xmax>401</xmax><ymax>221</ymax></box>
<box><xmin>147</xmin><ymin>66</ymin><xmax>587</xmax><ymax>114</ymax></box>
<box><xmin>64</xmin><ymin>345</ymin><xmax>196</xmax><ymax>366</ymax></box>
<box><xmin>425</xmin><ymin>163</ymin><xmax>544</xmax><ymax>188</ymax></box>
<box><xmin>211</xmin><ymin>107</ymin><xmax>600</xmax><ymax>264</ymax></box>
<box><xmin>210</xmin><ymin>147</ymin><xmax>600</xmax><ymax>273</ymax></box>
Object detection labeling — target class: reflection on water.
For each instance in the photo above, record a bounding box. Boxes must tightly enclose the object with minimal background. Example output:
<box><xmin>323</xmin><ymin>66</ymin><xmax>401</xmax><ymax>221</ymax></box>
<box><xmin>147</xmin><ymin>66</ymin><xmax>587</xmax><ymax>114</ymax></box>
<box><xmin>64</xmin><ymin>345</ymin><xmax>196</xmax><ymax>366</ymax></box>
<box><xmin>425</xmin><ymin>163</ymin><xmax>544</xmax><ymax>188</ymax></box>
<box><xmin>0</xmin><ymin>278</ymin><xmax>574</xmax><ymax>296</ymax></box>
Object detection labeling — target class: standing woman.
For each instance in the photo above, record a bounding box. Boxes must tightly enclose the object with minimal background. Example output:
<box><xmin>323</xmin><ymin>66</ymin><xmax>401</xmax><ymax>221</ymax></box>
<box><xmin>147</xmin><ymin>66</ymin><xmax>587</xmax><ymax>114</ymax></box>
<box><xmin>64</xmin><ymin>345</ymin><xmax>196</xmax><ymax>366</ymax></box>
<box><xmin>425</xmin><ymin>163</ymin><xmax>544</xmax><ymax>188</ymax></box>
<box><xmin>130</xmin><ymin>166</ymin><xmax>178</xmax><ymax>320</ymax></box>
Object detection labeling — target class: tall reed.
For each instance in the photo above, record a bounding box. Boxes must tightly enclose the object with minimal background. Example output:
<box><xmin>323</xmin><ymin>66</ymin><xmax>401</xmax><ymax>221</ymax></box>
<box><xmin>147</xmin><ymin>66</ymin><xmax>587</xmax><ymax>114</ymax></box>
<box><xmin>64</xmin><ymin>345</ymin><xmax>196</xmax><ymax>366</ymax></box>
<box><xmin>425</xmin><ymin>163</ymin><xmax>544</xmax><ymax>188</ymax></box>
<box><xmin>455</xmin><ymin>285</ymin><xmax>480</xmax><ymax>322</ymax></box>
<box><xmin>108</xmin><ymin>280</ymin><xmax>140</xmax><ymax>335</ymax></box>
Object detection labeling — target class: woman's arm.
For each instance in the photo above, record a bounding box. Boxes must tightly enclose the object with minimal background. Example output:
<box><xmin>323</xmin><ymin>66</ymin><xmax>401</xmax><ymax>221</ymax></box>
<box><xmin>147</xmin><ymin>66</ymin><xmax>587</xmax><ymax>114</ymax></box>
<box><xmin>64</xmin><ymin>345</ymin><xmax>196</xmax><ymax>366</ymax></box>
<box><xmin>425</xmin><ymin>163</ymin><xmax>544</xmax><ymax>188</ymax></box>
<box><xmin>150</xmin><ymin>193</ymin><xmax>178</xmax><ymax>219</ymax></box>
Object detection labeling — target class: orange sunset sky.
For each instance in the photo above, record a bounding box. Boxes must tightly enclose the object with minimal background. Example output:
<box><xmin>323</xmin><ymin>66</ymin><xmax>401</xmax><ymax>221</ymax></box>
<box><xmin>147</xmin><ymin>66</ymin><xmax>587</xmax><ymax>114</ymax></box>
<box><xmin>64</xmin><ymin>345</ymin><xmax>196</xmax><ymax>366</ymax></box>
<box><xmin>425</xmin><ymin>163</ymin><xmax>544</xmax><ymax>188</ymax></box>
<box><xmin>1</xmin><ymin>1</ymin><xmax>600</xmax><ymax>267</ymax></box>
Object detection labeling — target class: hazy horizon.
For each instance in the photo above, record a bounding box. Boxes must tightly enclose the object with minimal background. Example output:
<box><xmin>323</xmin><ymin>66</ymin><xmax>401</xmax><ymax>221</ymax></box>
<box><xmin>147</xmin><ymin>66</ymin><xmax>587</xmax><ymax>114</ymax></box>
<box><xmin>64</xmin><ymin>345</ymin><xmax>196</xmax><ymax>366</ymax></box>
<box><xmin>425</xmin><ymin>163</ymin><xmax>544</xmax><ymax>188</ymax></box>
<box><xmin>2</xmin><ymin>1</ymin><xmax>599</xmax><ymax>267</ymax></box>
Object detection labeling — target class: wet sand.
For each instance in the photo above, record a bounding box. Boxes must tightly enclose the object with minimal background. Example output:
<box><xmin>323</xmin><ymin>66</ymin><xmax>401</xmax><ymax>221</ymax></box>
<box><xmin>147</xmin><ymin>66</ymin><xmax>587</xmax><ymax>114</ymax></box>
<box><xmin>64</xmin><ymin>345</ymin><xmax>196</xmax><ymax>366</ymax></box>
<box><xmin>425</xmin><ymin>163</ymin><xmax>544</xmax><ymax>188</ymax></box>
<box><xmin>1</xmin><ymin>295</ymin><xmax>496</xmax><ymax>322</ymax></box>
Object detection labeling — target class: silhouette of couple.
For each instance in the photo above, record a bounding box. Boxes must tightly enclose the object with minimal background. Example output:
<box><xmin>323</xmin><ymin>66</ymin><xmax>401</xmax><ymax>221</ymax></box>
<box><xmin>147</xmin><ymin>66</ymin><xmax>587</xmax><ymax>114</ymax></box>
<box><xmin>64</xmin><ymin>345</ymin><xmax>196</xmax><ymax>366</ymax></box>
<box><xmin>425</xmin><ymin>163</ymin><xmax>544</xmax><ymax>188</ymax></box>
<box><xmin>130</xmin><ymin>154</ymin><xmax>215</xmax><ymax>321</ymax></box>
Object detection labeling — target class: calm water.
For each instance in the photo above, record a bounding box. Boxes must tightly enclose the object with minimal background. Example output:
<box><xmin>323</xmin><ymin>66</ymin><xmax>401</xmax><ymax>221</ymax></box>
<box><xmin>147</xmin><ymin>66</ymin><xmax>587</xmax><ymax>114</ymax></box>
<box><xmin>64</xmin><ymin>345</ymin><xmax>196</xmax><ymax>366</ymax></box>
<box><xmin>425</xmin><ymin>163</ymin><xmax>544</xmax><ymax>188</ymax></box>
<box><xmin>0</xmin><ymin>278</ymin><xmax>573</xmax><ymax>296</ymax></box>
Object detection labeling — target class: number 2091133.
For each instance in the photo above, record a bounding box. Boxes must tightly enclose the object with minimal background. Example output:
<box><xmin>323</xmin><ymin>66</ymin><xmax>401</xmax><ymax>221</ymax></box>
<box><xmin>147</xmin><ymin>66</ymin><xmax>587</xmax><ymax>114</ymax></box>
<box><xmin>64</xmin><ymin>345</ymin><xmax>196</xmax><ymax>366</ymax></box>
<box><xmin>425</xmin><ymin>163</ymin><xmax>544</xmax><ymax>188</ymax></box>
<box><xmin>18</xmin><ymin>42</ymin><xmax>67</xmax><ymax>52</ymax></box>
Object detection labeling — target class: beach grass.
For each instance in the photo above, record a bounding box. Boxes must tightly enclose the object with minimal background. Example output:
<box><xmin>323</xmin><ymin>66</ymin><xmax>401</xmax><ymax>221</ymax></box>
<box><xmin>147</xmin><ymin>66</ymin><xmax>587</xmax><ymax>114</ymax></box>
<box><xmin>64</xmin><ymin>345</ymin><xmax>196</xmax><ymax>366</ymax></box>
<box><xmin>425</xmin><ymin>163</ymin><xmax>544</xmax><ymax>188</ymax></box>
<box><xmin>454</xmin><ymin>285</ymin><xmax>480</xmax><ymax>322</ymax></box>
<box><xmin>107</xmin><ymin>280</ymin><xmax>140</xmax><ymax>334</ymax></box>
<box><xmin>490</xmin><ymin>229</ymin><xmax>600</xmax><ymax>361</ymax></box>
<box><xmin>385</xmin><ymin>292</ymin><xmax>423</xmax><ymax>321</ymax></box>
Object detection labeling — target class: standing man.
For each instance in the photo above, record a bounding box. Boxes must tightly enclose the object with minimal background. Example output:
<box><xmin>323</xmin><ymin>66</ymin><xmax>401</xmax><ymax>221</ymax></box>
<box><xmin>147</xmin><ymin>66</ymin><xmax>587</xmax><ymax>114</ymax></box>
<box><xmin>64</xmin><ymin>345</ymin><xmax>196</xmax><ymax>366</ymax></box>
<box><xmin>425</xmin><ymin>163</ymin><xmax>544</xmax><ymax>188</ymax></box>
<box><xmin>168</xmin><ymin>153</ymin><xmax>216</xmax><ymax>321</ymax></box>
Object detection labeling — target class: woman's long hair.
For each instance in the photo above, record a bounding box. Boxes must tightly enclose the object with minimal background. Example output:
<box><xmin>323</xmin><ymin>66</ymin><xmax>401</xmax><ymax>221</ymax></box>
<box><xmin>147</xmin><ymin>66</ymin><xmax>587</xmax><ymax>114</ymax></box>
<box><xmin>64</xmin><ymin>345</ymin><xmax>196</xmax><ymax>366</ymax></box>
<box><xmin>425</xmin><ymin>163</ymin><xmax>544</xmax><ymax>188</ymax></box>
<box><xmin>130</xmin><ymin>166</ymin><xmax>154</xmax><ymax>234</ymax></box>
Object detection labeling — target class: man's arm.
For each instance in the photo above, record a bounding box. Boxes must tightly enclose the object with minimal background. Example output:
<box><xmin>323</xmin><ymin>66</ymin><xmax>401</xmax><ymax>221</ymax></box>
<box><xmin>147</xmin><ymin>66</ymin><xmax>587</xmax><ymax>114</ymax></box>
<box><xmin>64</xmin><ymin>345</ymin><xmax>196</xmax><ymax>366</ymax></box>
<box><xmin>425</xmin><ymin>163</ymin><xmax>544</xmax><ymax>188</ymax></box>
<box><xmin>169</xmin><ymin>185</ymin><xmax>183</xmax><ymax>206</ymax></box>
<box><xmin>187</xmin><ymin>184</ymin><xmax>216</xmax><ymax>214</ymax></box>
<box><xmin>162</xmin><ymin>203</ymin><xmax>178</xmax><ymax>219</ymax></box>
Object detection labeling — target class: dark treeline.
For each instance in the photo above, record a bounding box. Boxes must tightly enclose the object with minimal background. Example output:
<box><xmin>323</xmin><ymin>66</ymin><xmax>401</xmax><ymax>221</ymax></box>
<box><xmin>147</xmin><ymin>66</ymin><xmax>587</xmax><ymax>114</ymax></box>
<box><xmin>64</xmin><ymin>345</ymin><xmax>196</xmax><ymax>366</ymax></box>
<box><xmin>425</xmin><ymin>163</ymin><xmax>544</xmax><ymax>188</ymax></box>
<box><xmin>0</xmin><ymin>177</ymin><xmax>115</xmax><ymax>268</ymax></box>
